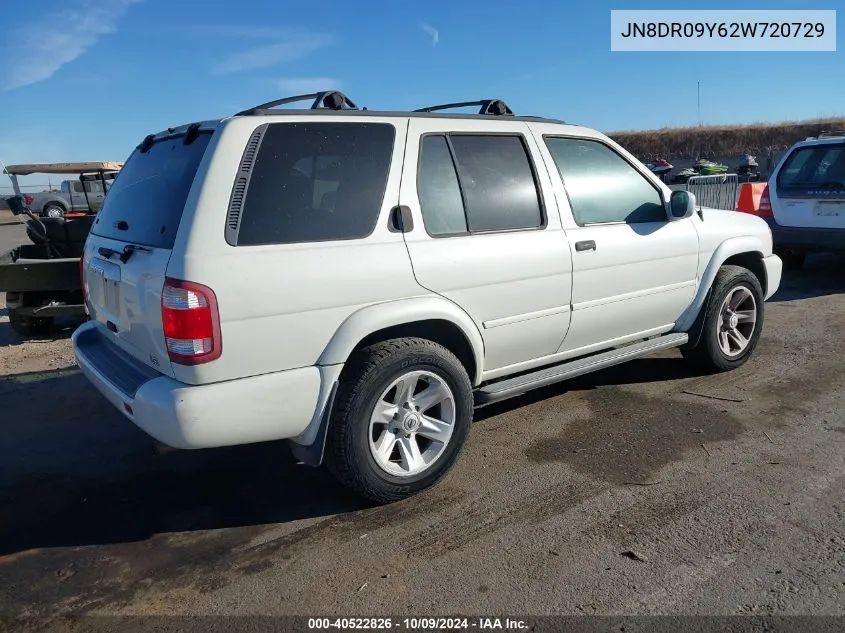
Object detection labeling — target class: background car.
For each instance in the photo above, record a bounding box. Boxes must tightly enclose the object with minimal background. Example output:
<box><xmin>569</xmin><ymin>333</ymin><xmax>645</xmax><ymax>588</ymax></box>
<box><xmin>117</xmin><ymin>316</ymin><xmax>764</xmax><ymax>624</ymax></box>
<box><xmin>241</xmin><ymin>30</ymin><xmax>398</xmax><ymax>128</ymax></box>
<box><xmin>765</xmin><ymin>131</ymin><xmax>845</xmax><ymax>269</ymax></box>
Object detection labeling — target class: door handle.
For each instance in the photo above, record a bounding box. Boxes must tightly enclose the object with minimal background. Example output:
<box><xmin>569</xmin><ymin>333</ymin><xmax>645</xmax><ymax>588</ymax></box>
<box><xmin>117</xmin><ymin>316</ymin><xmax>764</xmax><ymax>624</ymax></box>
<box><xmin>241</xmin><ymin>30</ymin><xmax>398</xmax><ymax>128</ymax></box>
<box><xmin>575</xmin><ymin>240</ymin><xmax>596</xmax><ymax>252</ymax></box>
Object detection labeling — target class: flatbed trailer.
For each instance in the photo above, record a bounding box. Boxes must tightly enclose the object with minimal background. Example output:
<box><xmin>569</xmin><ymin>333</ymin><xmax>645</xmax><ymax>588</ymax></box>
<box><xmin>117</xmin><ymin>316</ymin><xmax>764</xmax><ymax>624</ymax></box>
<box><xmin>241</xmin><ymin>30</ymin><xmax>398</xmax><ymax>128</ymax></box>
<box><xmin>1</xmin><ymin>162</ymin><xmax>121</xmax><ymax>336</ymax></box>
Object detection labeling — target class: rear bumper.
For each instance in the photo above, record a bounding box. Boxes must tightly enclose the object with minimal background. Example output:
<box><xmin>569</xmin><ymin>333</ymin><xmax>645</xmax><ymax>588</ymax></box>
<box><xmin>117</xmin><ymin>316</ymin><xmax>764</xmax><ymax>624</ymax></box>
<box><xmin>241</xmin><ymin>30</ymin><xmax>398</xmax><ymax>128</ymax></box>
<box><xmin>767</xmin><ymin>220</ymin><xmax>845</xmax><ymax>252</ymax></box>
<box><xmin>71</xmin><ymin>322</ymin><xmax>324</xmax><ymax>449</ymax></box>
<box><xmin>761</xmin><ymin>254</ymin><xmax>782</xmax><ymax>301</ymax></box>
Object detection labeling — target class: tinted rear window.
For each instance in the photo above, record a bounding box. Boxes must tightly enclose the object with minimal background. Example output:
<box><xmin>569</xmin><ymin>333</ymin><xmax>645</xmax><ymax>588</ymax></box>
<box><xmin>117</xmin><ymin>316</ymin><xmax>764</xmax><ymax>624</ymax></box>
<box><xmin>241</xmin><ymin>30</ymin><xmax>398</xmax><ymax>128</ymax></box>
<box><xmin>777</xmin><ymin>143</ymin><xmax>845</xmax><ymax>189</ymax></box>
<box><xmin>91</xmin><ymin>132</ymin><xmax>213</xmax><ymax>249</ymax></box>
<box><xmin>234</xmin><ymin>122</ymin><xmax>395</xmax><ymax>245</ymax></box>
<box><xmin>449</xmin><ymin>134</ymin><xmax>544</xmax><ymax>232</ymax></box>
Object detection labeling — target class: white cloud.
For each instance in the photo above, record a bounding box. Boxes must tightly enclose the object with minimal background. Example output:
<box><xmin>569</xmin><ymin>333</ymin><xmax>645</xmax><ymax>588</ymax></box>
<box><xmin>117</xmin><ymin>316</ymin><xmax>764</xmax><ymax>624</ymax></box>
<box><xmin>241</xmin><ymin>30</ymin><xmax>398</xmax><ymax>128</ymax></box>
<box><xmin>0</xmin><ymin>0</ymin><xmax>143</xmax><ymax>92</ymax></box>
<box><xmin>184</xmin><ymin>25</ymin><xmax>310</xmax><ymax>39</ymax></box>
<box><xmin>209</xmin><ymin>27</ymin><xmax>334</xmax><ymax>75</ymax></box>
<box><xmin>421</xmin><ymin>23</ymin><xmax>440</xmax><ymax>47</ymax></box>
<box><xmin>277</xmin><ymin>77</ymin><xmax>342</xmax><ymax>95</ymax></box>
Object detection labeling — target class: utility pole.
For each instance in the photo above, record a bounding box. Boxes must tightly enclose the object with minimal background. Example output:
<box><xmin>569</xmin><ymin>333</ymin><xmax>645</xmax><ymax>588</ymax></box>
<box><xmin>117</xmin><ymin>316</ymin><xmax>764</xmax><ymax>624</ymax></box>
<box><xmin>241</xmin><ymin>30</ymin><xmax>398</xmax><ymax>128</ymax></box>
<box><xmin>697</xmin><ymin>81</ymin><xmax>701</xmax><ymax>127</ymax></box>
<box><xmin>696</xmin><ymin>80</ymin><xmax>702</xmax><ymax>163</ymax></box>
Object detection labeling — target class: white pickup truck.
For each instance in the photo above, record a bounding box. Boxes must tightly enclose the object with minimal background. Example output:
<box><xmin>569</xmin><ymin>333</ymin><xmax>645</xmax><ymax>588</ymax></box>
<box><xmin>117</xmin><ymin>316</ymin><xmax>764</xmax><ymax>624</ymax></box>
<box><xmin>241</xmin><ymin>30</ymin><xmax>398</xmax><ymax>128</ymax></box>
<box><xmin>73</xmin><ymin>92</ymin><xmax>783</xmax><ymax>503</ymax></box>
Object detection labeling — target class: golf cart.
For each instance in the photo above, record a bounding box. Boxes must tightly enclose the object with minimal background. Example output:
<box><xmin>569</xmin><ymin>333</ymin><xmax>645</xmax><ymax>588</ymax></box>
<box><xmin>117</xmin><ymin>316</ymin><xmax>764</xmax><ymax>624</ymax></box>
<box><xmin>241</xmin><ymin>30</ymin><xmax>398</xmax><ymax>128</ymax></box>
<box><xmin>1</xmin><ymin>162</ymin><xmax>121</xmax><ymax>336</ymax></box>
<box><xmin>4</xmin><ymin>161</ymin><xmax>122</xmax><ymax>217</ymax></box>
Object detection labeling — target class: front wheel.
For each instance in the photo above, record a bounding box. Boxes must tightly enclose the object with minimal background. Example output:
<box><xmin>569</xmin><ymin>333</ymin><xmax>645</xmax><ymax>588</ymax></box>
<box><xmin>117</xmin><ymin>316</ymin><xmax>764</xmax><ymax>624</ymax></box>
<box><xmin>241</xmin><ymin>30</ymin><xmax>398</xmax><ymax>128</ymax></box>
<box><xmin>681</xmin><ymin>265</ymin><xmax>764</xmax><ymax>373</ymax></box>
<box><xmin>324</xmin><ymin>338</ymin><xmax>474</xmax><ymax>504</ymax></box>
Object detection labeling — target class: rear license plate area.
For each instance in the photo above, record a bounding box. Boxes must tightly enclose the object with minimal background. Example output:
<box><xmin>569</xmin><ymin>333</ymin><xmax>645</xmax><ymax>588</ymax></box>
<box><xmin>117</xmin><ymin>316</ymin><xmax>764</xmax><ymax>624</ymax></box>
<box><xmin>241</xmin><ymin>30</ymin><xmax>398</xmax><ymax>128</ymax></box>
<box><xmin>87</xmin><ymin>257</ymin><xmax>122</xmax><ymax>318</ymax></box>
<box><xmin>814</xmin><ymin>199</ymin><xmax>845</xmax><ymax>217</ymax></box>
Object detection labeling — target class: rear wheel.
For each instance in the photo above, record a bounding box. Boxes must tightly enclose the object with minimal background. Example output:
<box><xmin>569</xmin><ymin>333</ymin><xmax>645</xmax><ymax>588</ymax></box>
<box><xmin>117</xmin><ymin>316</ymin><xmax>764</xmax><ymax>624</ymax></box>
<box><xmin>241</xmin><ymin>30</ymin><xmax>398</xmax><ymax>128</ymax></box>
<box><xmin>8</xmin><ymin>311</ymin><xmax>54</xmax><ymax>337</ymax></box>
<box><xmin>324</xmin><ymin>338</ymin><xmax>473</xmax><ymax>504</ymax></box>
<box><xmin>681</xmin><ymin>265</ymin><xmax>764</xmax><ymax>373</ymax></box>
<box><xmin>43</xmin><ymin>204</ymin><xmax>65</xmax><ymax>219</ymax></box>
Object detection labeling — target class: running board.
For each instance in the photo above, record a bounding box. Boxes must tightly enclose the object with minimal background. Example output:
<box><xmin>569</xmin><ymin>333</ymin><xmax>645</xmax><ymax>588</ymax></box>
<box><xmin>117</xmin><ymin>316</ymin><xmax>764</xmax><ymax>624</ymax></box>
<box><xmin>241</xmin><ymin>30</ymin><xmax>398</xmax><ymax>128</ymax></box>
<box><xmin>475</xmin><ymin>333</ymin><xmax>689</xmax><ymax>406</ymax></box>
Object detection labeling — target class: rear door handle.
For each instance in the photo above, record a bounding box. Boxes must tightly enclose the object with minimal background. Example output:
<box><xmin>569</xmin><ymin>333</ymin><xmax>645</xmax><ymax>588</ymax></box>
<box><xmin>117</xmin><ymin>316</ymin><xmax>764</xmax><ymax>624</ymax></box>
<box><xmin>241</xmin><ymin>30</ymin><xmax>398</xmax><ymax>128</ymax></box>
<box><xmin>575</xmin><ymin>240</ymin><xmax>596</xmax><ymax>252</ymax></box>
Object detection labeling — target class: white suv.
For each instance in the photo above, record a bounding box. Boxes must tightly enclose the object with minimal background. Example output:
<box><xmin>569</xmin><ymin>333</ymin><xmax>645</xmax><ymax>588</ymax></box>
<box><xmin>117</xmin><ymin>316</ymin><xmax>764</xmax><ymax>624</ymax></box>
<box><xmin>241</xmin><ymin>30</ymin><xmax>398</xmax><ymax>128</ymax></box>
<box><xmin>764</xmin><ymin>131</ymin><xmax>845</xmax><ymax>269</ymax></box>
<box><xmin>73</xmin><ymin>92</ymin><xmax>782</xmax><ymax>503</ymax></box>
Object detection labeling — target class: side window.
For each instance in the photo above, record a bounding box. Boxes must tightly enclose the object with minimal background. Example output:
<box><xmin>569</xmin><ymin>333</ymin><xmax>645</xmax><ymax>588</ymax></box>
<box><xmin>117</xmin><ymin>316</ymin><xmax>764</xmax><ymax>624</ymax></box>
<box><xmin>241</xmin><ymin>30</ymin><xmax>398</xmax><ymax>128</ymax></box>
<box><xmin>416</xmin><ymin>133</ymin><xmax>543</xmax><ymax>236</ymax></box>
<box><xmin>236</xmin><ymin>122</ymin><xmax>395</xmax><ymax>245</ymax></box>
<box><xmin>417</xmin><ymin>136</ymin><xmax>468</xmax><ymax>235</ymax></box>
<box><xmin>450</xmin><ymin>135</ymin><xmax>543</xmax><ymax>232</ymax></box>
<box><xmin>84</xmin><ymin>181</ymin><xmax>103</xmax><ymax>194</ymax></box>
<box><xmin>544</xmin><ymin>137</ymin><xmax>666</xmax><ymax>225</ymax></box>
<box><xmin>72</xmin><ymin>181</ymin><xmax>84</xmax><ymax>193</ymax></box>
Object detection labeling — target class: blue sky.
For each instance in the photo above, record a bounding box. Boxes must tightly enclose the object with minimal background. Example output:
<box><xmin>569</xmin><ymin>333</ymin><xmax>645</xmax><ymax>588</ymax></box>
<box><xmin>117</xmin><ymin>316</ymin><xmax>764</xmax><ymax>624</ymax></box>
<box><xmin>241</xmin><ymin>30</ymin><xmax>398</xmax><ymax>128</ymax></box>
<box><xmin>1</xmin><ymin>0</ymin><xmax>842</xmax><ymax>191</ymax></box>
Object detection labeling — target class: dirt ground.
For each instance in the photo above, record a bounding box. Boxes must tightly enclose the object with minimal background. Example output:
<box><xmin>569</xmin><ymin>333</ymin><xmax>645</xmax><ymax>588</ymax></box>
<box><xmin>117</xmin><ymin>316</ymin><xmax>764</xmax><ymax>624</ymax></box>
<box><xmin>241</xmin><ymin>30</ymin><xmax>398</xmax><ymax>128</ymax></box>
<box><xmin>1</xmin><ymin>235</ymin><xmax>844</xmax><ymax>628</ymax></box>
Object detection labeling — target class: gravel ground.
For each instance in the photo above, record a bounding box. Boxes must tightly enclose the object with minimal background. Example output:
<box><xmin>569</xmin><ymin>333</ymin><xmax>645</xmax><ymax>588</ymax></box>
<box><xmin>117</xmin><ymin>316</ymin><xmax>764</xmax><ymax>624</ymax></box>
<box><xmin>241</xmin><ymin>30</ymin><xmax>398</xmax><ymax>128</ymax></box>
<box><xmin>0</xmin><ymin>220</ymin><xmax>78</xmax><ymax>377</ymax></box>
<box><xmin>0</xmin><ymin>234</ymin><xmax>844</xmax><ymax>629</ymax></box>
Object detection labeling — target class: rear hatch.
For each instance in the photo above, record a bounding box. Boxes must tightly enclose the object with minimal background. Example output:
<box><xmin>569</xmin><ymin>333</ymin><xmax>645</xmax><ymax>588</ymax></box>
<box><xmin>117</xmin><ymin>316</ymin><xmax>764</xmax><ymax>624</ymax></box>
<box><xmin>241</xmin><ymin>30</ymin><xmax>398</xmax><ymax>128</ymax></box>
<box><xmin>82</xmin><ymin>125</ymin><xmax>215</xmax><ymax>378</ymax></box>
<box><xmin>773</xmin><ymin>141</ymin><xmax>845</xmax><ymax>228</ymax></box>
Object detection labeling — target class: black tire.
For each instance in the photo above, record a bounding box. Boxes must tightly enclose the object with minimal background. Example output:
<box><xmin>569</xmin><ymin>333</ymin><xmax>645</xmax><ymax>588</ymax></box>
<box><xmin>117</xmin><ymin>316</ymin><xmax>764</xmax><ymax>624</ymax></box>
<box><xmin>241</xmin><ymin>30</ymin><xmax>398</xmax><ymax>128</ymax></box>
<box><xmin>43</xmin><ymin>204</ymin><xmax>65</xmax><ymax>219</ymax></box>
<box><xmin>8</xmin><ymin>311</ymin><xmax>54</xmax><ymax>337</ymax></box>
<box><xmin>775</xmin><ymin>248</ymin><xmax>806</xmax><ymax>271</ymax></box>
<box><xmin>681</xmin><ymin>265</ymin><xmax>764</xmax><ymax>373</ymax></box>
<box><xmin>324</xmin><ymin>338</ymin><xmax>473</xmax><ymax>504</ymax></box>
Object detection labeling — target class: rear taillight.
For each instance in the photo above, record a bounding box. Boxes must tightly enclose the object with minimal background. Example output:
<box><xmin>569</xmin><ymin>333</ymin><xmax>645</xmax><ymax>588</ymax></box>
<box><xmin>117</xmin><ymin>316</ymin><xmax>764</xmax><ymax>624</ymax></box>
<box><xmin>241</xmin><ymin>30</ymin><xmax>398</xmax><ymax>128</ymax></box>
<box><xmin>161</xmin><ymin>278</ymin><xmax>221</xmax><ymax>365</ymax></box>
<box><xmin>23</xmin><ymin>194</ymin><xmax>33</xmax><ymax>205</ymax></box>
<box><xmin>758</xmin><ymin>185</ymin><xmax>772</xmax><ymax>217</ymax></box>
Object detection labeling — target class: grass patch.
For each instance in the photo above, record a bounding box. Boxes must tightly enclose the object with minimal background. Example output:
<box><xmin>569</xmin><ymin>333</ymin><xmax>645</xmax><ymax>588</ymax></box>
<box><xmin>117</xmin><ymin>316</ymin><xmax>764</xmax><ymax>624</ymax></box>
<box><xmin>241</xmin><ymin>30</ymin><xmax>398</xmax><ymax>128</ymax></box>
<box><xmin>608</xmin><ymin>117</ymin><xmax>845</xmax><ymax>161</ymax></box>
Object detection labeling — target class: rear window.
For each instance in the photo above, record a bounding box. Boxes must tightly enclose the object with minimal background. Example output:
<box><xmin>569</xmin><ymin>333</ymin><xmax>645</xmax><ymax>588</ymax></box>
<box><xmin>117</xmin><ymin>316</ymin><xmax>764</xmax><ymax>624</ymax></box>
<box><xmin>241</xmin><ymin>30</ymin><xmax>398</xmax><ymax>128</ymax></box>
<box><xmin>777</xmin><ymin>143</ymin><xmax>845</xmax><ymax>190</ymax></box>
<box><xmin>91</xmin><ymin>132</ymin><xmax>213</xmax><ymax>249</ymax></box>
<box><xmin>233</xmin><ymin>122</ymin><xmax>395</xmax><ymax>246</ymax></box>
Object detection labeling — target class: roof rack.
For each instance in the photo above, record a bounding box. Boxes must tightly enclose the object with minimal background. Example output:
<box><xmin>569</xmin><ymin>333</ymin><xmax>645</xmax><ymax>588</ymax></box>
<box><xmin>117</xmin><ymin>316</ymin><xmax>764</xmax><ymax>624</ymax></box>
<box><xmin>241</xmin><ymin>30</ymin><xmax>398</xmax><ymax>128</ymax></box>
<box><xmin>235</xmin><ymin>91</ymin><xmax>361</xmax><ymax>116</ymax></box>
<box><xmin>817</xmin><ymin>130</ymin><xmax>845</xmax><ymax>139</ymax></box>
<box><xmin>413</xmin><ymin>99</ymin><xmax>514</xmax><ymax>116</ymax></box>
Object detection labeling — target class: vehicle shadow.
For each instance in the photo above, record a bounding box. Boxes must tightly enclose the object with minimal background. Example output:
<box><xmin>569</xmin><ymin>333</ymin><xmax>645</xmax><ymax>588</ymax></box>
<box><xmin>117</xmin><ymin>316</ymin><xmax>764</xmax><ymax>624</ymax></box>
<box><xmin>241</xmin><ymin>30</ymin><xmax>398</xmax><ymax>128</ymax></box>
<box><xmin>0</xmin><ymin>370</ymin><xmax>369</xmax><ymax>557</ymax></box>
<box><xmin>0</xmin><ymin>345</ymin><xmax>781</xmax><ymax>558</ymax></box>
<box><xmin>474</xmin><ymin>353</ymin><xmax>703</xmax><ymax>422</ymax></box>
<box><xmin>770</xmin><ymin>253</ymin><xmax>845</xmax><ymax>302</ymax></box>
<box><xmin>0</xmin><ymin>353</ymin><xmax>701</xmax><ymax>556</ymax></box>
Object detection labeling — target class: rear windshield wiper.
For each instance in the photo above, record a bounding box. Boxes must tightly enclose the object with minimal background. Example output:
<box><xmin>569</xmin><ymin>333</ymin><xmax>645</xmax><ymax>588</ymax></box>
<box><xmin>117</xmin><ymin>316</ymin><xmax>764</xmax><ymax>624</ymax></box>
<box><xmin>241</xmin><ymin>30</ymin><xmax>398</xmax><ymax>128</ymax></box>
<box><xmin>97</xmin><ymin>243</ymin><xmax>152</xmax><ymax>263</ymax></box>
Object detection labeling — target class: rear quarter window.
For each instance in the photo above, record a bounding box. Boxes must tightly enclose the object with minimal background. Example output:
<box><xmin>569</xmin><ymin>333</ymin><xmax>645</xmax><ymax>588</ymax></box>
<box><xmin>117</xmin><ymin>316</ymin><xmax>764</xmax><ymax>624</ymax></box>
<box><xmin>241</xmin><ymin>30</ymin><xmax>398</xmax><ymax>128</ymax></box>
<box><xmin>232</xmin><ymin>121</ymin><xmax>396</xmax><ymax>246</ymax></box>
<box><xmin>91</xmin><ymin>132</ymin><xmax>213</xmax><ymax>249</ymax></box>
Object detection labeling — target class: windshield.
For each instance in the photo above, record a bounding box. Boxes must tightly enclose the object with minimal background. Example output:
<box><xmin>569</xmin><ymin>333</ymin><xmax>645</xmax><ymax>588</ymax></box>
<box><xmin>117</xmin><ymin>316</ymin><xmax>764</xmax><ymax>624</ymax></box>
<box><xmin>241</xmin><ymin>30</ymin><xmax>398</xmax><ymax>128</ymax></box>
<box><xmin>777</xmin><ymin>143</ymin><xmax>845</xmax><ymax>189</ymax></box>
<box><xmin>90</xmin><ymin>132</ymin><xmax>213</xmax><ymax>248</ymax></box>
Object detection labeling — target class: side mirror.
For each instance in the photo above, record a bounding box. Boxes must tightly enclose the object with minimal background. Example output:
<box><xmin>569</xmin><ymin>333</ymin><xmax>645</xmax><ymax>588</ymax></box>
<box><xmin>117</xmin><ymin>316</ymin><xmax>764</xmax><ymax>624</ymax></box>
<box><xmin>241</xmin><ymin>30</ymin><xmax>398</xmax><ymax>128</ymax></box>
<box><xmin>669</xmin><ymin>190</ymin><xmax>696</xmax><ymax>220</ymax></box>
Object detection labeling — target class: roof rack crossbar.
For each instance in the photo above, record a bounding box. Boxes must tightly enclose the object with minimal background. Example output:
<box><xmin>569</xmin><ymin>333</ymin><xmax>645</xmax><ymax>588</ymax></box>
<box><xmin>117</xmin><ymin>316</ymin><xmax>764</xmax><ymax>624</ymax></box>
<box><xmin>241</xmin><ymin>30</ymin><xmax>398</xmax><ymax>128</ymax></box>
<box><xmin>235</xmin><ymin>91</ymin><xmax>360</xmax><ymax>116</ymax></box>
<box><xmin>818</xmin><ymin>130</ymin><xmax>845</xmax><ymax>138</ymax></box>
<box><xmin>413</xmin><ymin>99</ymin><xmax>514</xmax><ymax>116</ymax></box>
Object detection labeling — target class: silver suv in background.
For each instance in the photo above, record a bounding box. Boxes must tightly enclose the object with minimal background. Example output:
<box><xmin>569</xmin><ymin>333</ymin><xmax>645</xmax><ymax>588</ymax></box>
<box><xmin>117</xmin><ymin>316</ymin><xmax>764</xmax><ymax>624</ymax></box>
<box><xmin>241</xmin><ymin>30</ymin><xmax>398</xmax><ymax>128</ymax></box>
<box><xmin>765</xmin><ymin>131</ymin><xmax>845</xmax><ymax>269</ymax></box>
